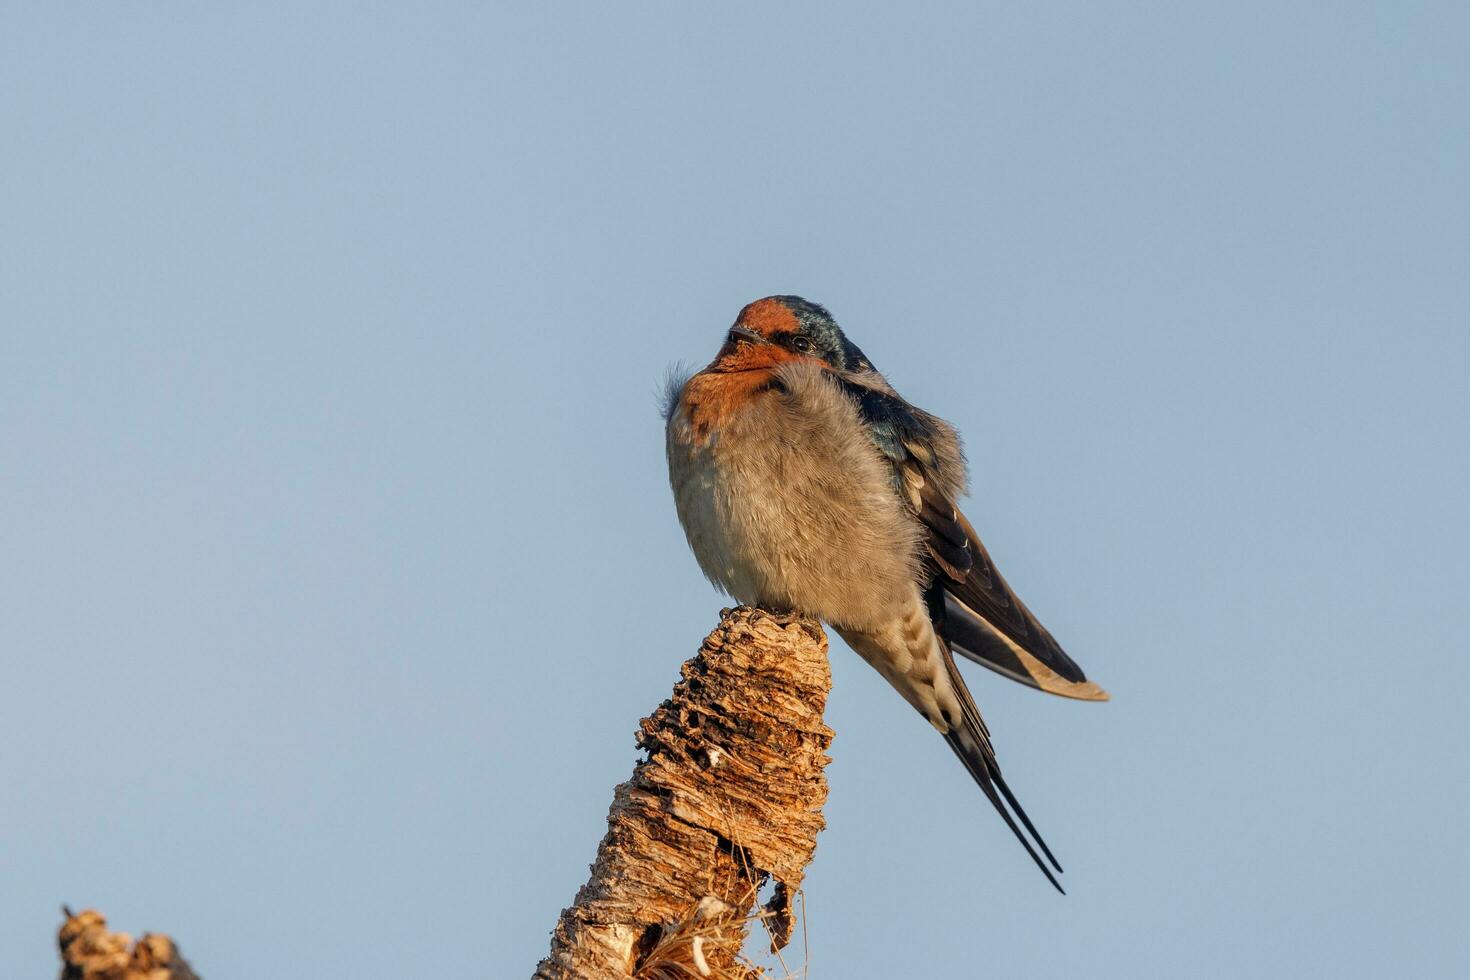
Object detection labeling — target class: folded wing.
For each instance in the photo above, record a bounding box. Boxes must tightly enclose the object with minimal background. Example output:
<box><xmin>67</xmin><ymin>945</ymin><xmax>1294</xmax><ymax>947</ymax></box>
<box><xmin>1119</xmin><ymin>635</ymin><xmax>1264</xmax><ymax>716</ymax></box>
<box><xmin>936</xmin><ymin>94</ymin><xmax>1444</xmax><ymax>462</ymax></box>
<box><xmin>919</xmin><ymin>479</ymin><xmax>1109</xmax><ymax>701</ymax></box>
<box><xmin>837</xmin><ymin>372</ymin><xmax>1109</xmax><ymax>701</ymax></box>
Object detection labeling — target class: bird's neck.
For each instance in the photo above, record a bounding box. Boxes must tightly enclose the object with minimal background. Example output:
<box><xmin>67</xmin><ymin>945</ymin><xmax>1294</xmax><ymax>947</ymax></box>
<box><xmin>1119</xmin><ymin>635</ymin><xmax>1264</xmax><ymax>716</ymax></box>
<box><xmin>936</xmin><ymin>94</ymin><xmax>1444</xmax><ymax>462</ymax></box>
<box><xmin>679</xmin><ymin>366</ymin><xmax>783</xmax><ymax>441</ymax></box>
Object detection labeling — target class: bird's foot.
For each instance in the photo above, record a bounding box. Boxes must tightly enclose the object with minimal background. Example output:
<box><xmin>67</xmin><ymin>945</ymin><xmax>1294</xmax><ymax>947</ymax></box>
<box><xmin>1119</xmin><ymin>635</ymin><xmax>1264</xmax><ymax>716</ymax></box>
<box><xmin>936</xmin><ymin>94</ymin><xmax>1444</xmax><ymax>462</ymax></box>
<box><xmin>747</xmin><ymin>606</ymin><xmax>803</xmax><ymax>626</ymax></box>
<box><xmin>723</xmin><ymin>605</ymin><xmax>822</xmax><ymax>640</ymax></box>
<box><xmin>740</xmin><ymin>606</ymin><xmax>822</xmax><ymax>641</ymax></box>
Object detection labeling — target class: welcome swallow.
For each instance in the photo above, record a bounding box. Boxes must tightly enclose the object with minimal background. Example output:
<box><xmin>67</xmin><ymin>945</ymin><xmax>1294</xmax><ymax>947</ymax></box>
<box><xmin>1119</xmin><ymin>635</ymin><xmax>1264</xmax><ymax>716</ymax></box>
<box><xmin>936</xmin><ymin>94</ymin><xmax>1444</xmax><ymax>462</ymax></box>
<box><xmin>664</xmin><ymin>296</ymin><xmax>1108</xmax><ymax>892</ymax></box>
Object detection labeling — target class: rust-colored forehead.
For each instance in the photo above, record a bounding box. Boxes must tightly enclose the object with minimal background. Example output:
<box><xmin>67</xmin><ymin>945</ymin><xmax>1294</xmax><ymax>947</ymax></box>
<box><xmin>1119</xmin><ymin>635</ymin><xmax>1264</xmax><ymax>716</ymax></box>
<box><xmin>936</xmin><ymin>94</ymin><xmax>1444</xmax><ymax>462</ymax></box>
<box><xmin>735</xmin><ymin>297</ymin><xmax>800</xmax><ymax>337</ymax></box>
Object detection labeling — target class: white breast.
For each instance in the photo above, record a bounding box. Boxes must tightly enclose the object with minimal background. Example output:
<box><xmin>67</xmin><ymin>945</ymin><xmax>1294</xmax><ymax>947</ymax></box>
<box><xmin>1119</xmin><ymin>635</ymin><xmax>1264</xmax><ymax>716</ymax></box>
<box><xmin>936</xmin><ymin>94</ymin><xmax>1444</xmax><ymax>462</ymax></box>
<box><xmin>665</xmin><ymin>362</ymin><xmax>923</xmax><ymax>631</ymax></box>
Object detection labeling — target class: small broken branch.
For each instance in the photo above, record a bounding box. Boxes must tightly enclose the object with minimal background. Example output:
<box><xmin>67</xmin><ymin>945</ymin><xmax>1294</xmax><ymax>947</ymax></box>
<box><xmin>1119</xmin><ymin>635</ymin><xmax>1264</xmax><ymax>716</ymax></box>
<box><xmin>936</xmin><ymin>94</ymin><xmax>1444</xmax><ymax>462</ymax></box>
<box><xmin>534</xmin><ymin>607</ymin><xmax>834</xmax><ymax>980</ymax></box>
<box><xmin>58</xmin><ymin>907</ymin><xmax>200</xmax><ymax>980</ymax></box>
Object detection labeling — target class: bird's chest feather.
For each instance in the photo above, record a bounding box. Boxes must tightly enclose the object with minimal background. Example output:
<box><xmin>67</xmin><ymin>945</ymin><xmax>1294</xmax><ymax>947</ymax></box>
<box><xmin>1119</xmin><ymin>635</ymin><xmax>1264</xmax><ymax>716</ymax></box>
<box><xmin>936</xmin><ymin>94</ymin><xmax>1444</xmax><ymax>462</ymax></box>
<box><xmin>665</xmin><ymin>365</ymin><xmax>923</xmax><ymax>628</ymax></box>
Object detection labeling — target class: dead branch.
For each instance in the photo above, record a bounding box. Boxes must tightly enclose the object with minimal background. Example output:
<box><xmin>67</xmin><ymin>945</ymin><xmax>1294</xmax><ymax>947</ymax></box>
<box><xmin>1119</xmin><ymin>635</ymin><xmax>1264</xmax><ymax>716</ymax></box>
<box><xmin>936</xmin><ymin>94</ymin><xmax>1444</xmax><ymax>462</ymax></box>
<box><xmin>533</xmin><ymin>606</ymin><xmax>834</xmax><ymax>980</ymax></box>
<box><xmin>57</xmin><ymin>907</ymin><xmax>199</xmax><ymax>980</ymax></box>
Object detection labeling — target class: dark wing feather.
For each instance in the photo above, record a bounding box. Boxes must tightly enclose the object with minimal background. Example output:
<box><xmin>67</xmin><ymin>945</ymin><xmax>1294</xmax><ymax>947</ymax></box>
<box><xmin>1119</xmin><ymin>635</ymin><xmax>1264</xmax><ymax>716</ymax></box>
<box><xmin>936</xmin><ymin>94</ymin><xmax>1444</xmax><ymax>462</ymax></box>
<box><xmin>936</xmin><ymin>642</ymin><xmax>1066</xmax><ymax>892</ymax></box>
<box><xmin>923</xmin><ymin>493</ymin><xmax>1105</xmax><ymax>702</ymax></box>
<box><xmin>837</xmin><ymin>374</ymin><xmax>1108</xmax><ymax>701</ymax></box>
<box><xmin>920</xmin><ymin>486</ymin><xmax>1110</xmax><ymax>700</ymax></box>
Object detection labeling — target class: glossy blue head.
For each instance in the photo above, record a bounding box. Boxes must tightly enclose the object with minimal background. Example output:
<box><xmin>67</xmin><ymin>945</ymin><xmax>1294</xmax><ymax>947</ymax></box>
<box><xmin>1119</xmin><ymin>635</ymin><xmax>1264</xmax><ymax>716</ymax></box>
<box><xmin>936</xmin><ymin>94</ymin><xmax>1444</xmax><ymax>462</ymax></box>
<box><xmin>728</xmin><ymin>296</ymin><xmax>874</xmax><ymax>374</ymax></box>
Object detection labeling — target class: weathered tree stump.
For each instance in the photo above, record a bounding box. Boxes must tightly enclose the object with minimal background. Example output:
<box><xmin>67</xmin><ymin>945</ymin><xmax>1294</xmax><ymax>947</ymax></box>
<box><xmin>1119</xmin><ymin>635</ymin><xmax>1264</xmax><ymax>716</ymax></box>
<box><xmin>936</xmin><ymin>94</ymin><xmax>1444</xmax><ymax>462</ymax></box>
<box><xmin>534</xmin><ymin>606</ymin><xmax>834</xmax><ymax>979</ymax></box>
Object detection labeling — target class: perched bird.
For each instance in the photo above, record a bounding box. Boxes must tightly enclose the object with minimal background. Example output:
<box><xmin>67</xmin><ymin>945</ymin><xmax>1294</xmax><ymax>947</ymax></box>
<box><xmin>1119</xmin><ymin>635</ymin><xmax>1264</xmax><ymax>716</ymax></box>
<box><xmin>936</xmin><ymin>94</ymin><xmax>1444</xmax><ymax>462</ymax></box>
<box><xmin>664</xmin><ymin>295</ymin><xmax>1108</xmax><ymax>892</ymax></box>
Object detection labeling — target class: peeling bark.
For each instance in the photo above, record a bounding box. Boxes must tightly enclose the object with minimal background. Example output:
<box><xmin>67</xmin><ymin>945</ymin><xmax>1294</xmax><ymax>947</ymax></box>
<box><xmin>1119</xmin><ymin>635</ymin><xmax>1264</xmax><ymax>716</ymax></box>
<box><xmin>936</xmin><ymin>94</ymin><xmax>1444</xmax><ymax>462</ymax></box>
<box><xmin>534</xmin><ymin>607</ymin><xmax>834</xmax><ymax>980</ymax></box>
<box><xmin>57</xmin><ymin>908</ymin><xmax>200</xmax><ymax>980</ymax></box>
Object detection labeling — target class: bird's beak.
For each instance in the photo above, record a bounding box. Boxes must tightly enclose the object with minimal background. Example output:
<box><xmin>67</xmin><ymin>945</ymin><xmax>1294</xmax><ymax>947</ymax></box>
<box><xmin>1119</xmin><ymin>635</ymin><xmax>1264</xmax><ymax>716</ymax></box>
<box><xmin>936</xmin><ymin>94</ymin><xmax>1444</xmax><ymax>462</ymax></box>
<box><xmin>728</xmin><ymin>324</ymin><xmax>766</xmax><ymax>345</ymax></box>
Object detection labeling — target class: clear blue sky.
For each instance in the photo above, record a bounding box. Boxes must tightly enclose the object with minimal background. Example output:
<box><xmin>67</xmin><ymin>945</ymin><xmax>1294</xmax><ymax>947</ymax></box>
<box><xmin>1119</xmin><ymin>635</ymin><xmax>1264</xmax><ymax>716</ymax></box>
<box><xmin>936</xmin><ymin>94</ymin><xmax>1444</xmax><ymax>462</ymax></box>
<box><xmin>3</xmin><ymin>3</ymin><xmax>1467</xmax><ymax>977</ymax></box>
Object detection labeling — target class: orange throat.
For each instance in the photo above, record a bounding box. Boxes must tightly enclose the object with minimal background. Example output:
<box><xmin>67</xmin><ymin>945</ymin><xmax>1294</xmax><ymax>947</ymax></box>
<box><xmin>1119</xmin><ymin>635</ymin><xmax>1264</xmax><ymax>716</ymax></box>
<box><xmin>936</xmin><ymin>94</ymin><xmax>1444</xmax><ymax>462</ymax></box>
<box><xmin>679</xmin><ymin>368</ymin><xmax>779</xmax><ymax>441</ymax></box>
<box><xmin>678</xmin><ymin>336</ymin><xmax>820</xmax><ymax>441</ymax></box>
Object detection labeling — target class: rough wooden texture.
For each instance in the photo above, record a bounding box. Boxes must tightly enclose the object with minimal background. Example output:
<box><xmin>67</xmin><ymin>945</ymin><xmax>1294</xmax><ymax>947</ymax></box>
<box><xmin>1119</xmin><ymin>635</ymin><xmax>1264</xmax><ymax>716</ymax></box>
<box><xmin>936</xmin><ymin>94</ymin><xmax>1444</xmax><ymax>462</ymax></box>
<box><xmin>534</xmin><ymin>606</ymin><xmax>834</xmax><ymax>980</ymax></box>
<box><xmin>58</xmin><ymin>908</ymin><xmax>200</xmax><ymax>980</ymax></box>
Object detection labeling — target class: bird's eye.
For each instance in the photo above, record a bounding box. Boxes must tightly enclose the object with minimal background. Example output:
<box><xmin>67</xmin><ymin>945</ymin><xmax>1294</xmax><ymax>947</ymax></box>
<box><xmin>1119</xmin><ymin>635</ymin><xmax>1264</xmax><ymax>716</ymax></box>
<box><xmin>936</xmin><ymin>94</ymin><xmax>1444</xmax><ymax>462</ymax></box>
<box><xmin>790</xmin><ymin>335</ymin><xmax>813</xmax><ymax>353</ymax></box>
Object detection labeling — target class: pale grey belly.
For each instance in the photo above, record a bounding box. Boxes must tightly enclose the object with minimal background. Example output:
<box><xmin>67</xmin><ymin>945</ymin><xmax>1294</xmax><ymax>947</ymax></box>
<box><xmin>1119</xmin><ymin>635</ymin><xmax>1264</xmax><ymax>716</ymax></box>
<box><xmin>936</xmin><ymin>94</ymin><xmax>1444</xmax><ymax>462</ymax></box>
<box><xmin>667</xmin><ymin>420</ymin><xmax>921</xmax><ymax>630</ymax></box>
